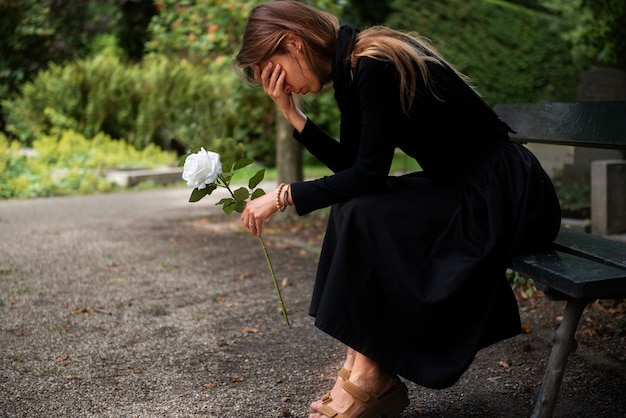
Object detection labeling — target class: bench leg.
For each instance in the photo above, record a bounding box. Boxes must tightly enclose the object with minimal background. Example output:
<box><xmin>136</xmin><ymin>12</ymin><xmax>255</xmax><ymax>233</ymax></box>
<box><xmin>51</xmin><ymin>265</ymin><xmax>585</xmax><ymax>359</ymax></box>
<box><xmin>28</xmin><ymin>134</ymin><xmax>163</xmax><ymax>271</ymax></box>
<box><xmin>530</xmin><ymin>298</ymin><xmax>591</xmax><ymax>418</ymax></box>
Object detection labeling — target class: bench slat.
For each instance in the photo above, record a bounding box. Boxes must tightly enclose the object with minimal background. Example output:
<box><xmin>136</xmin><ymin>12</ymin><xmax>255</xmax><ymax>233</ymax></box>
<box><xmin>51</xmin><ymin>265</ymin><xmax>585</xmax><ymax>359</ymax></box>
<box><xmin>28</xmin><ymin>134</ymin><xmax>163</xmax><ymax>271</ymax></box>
<box><xmin>554</xmin><ymin>226</ymin><xmax>626</xmax><ymax>270</ymax></box>
<box><xmin>494</xmin><ymin>101</ymin><xmax>626</xmax><ymax>149</ymax></box>
<box><xmin>511</xmin><ymin>250</ymin><xmax>626</xmax><ymax>300</ymax></box>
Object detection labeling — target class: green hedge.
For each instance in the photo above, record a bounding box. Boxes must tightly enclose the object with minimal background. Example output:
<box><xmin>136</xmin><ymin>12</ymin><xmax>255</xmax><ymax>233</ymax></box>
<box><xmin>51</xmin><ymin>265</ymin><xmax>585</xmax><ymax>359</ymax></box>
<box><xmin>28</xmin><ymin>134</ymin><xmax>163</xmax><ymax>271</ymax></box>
<box><xmin>3</xmin><ymin>0</ymin><xmax>581</xmax><ymax>171</ymax></box>
<box><xmin>386</xmin><ymin>0</ymin><xmax>579</xmax><ymax>105</ymax></box>
<box><xmin>2</xmin><ymin>54</ymin><xmax>254</xmax><ymax>154</ymax></box>
<box><xmin>2</xmin><ymin>50</ymin><xmax>341</xmax><ymax>166</ymax></box>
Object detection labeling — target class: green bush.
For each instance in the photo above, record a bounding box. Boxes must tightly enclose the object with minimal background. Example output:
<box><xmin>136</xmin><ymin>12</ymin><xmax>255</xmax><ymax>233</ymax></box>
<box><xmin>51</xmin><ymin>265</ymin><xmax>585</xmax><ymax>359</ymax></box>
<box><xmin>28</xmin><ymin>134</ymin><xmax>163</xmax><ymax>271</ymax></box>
<box><xmin>2</xmin><ymin>54</ymin><xmax>246</xmax><ymax>152</ymax></box>
<box><xmin>146</xmin><ymin>0</ymin><xmax>258</xmax><ymax>63</ymax></box>
<box><xmin>2</xmin><ymin>49</ymin><xmax>342</xmax><ymax>168</ymax></box>
<box><xmin>0</xmin><ymin>130</ymin><xmax>176</xmax><ymax>199</ymax></box>
<box><xmin>144</xmin><ymin>0</ymin><xmax>344</xmax><ymax>166</ymax></box>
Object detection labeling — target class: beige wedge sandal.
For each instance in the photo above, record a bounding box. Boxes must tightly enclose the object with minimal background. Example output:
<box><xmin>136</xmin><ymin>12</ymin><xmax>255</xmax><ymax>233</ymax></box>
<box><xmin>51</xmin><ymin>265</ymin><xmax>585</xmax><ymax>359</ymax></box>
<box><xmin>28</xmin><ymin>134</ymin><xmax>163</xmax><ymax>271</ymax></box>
<box><xmin>315</xmin><ymin>372</ymin><xmax>409</xmax><ymax>418</ymax></box>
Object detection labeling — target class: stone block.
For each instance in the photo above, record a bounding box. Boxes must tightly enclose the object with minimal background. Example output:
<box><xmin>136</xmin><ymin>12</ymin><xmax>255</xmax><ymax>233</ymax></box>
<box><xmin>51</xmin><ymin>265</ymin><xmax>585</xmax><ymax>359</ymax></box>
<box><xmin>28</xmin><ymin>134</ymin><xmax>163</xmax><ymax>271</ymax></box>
<box><xmin>591</xmin><ymin>160</ymin><xmax>626</xmax><ymax>235</ymax></box>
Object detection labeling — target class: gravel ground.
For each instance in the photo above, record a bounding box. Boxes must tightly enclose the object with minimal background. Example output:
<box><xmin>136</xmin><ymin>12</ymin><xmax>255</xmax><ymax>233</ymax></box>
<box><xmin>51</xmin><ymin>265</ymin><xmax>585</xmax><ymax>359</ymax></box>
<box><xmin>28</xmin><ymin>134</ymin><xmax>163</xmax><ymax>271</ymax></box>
<box><xmin>0</xmin><ymin>188</ymin><xmax>624</xmax><ymax>417</ymax></box>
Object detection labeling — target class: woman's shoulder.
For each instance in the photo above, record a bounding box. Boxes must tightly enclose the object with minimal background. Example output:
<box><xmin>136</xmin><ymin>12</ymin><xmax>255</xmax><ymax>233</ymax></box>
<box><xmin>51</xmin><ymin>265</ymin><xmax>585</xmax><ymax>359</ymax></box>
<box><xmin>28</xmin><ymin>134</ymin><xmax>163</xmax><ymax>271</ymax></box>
<box><xmin>353</xmin><ymin>56</ymin><xmax>397</xmax><ymax>85</ymax></box>
<box><xmin>354</xmin><ymin>55</ymin><xmax>394</xmax><ymax>71</ymax></box>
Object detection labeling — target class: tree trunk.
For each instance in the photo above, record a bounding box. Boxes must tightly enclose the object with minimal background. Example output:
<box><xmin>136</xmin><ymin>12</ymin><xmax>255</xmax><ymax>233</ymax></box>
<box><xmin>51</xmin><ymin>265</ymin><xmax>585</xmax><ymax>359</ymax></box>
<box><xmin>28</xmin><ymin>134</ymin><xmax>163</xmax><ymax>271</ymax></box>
<box><xmin>275</xmin><ymin>109</ymin><xmax>302</xmax><ymax>217</ymax></box>
<box><xmin>275</xmin><ymin>109</ymin><xmax>303</xmax><ymax>185</ymax></box>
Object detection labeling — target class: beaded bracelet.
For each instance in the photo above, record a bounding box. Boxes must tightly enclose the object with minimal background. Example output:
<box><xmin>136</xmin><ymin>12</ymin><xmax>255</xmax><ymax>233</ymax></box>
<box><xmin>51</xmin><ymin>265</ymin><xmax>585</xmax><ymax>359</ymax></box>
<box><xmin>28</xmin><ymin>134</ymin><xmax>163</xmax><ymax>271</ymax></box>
<box><xmin>284</xmin><ymin>186</ymin><xmax>290</xmax><ymax>209</ymax></box>
<box><xmin>276</xmin><ymin>183</ymin><xmax>287</xmax><ymax>212</ymax></box>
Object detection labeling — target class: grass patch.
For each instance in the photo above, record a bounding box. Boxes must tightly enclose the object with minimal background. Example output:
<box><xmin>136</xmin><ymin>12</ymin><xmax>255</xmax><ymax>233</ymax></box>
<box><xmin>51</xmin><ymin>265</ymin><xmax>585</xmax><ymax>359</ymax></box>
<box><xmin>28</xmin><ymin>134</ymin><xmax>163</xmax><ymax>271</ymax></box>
<box><xmin>16</xmin><ymin>287</ymin><xmax>30</xmax><ymax>296</ymax></box>
<box><xmin>38</xmin><ymin>367</ymin><xmax>59</xmax><ymax>377</ymax></box>
<box><xmin>8</xmin><ymin>354</ymin><xmax>25</xmax><ymax>363</ymax></box>
<box><xmin>237</xmin><ymin>151</ymin><xmax>421</xmax><ymax>183</ymax></box>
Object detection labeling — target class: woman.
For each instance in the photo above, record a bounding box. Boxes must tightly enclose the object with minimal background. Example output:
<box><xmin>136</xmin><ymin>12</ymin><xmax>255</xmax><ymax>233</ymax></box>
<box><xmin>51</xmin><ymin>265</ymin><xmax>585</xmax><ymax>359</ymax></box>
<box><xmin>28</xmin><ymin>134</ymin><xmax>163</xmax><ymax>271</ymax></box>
<box><xmin>234</xmin><ymin>1</ymin><xmax>561</xmax><ymax>417</ymax></box>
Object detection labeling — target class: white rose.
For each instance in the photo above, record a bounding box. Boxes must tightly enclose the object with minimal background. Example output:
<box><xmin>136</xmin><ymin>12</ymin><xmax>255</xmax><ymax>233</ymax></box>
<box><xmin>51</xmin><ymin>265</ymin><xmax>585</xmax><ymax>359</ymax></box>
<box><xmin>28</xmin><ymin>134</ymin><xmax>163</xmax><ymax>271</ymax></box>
<box><xmin>182</xmin><ymin>147</ymin><xmax>222</xmax><ymax>189</ymax></box>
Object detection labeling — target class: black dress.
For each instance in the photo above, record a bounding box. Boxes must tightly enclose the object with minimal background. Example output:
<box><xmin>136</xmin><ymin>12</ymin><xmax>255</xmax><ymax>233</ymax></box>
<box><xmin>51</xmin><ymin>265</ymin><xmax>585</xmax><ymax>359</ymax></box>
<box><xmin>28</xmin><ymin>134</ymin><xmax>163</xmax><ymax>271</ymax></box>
<box><xmin>288</xmin><ymin>26</ymin><xmax>561</xmax><ymax>389</ymax></box>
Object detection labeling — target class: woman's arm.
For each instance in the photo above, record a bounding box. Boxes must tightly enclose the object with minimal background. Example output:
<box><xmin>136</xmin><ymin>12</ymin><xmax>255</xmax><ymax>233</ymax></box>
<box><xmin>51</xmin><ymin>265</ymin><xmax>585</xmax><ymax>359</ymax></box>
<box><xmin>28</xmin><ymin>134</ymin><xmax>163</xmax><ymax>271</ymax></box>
<box><xmin>293</xmin><ymin>119</ymin><xmax>355</xmax><ymax>173</ymax></box>
<box><xmin>291</xmin><ymin>58</ymin><xmax>406</xmax><ymax>215</ymax></box>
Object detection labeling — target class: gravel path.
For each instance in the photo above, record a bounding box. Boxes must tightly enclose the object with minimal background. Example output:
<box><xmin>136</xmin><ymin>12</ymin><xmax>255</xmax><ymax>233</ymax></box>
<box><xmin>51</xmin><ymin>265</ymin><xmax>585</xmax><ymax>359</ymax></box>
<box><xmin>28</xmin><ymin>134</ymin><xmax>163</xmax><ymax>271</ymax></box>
<box><xmin>1</xmin><ymin>188</ymin><xmax>624</xmax><ymax>417</ymax></box>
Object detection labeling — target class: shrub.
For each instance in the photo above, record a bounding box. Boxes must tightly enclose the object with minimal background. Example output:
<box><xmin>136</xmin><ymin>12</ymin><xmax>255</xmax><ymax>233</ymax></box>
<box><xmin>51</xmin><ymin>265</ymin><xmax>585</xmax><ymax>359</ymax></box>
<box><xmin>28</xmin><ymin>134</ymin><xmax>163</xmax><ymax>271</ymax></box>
<box><xmin>0</xmin><ymin>130</ymin><xmax>176</xmax><ymax>199</ymax></box>
<box><xmin>2</xmin><ymin>54</ymin><xmax>245</xmax><ymax>153</ymax></box>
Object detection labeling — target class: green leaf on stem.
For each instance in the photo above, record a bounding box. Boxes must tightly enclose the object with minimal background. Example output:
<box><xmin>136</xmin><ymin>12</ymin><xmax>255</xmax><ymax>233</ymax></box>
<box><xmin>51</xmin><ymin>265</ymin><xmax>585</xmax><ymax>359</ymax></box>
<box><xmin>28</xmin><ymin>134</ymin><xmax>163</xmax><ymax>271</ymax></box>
<box><xmin>233</xmin><ymin>187</ymin><xmax>250</xmax><ymax>202</ymax></box>
<box><xmin>216</xmin><ymin>197</ymin><xmax>234</xmax><ymax>206</ymax></box>
<box><xmin>189</xmin><ymin>185</ymin><xmax>214</xmax><ymax>202</ymax></box>
<box><xmin>249</xmin><ymin>168</ymin><xmax>265</xmax><ymax>189</ymax></box>
<box><xmin>221</xmin><ymin>172</ymin><xmax>233</xmax><ymax>185</ymax></box>
<box><xmin>233</xmin><ymin>158</ymin><xmax>254</xmax><ymax>171</ymax></box>
<box><xmin>251</xmin><ymin>188</ymin><xmax>265</xmax><ymax>200</ymax></box>
<box><xmin>178</xmin><ymin>153</ymin><xmax>190</xmax><ymax>167</ymax></box>
<box><xmin>222</xmin><ymin>200</ymin><xmax>238</xmax><ymax>215</ymax></box>
<box><xmin>234</xmin><ymin>200</ymin><xmax>247</xmax><ymax>213</ymax></box>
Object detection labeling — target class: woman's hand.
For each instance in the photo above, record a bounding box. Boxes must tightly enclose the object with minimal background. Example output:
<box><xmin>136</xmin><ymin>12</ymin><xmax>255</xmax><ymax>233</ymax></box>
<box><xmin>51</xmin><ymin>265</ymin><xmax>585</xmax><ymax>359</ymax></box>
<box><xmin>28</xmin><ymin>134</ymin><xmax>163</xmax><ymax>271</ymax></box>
<box><xmin>255</xmin><ymin>62</ymin><xmax>293</xmax><ymax>115</ymax></box>
<box><xmin>255</xmin><ymin>63</ymin><xmax>306</xmax><ymax>132</ymax></box>
<box><xmin>241</xmin><ymin>188</ymin><xmax>278</xmax><ymax>236</ymax></box>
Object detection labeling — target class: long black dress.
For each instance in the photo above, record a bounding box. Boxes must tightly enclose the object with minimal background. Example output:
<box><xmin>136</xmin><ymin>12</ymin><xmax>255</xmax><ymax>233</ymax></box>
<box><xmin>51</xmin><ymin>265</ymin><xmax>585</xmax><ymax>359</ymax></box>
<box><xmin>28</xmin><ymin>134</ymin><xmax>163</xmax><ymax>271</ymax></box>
<box><xmin>288</xmin><ymin>26</ymin><xmax>561</xmax><ymax>389</ymax></box>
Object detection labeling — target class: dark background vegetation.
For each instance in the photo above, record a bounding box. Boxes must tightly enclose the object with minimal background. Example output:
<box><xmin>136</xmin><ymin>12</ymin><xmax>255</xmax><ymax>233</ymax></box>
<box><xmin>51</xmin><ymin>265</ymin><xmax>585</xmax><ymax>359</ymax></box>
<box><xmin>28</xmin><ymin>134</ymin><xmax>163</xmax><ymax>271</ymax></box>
<box><xmin>0</xmin><ymin>0</ymin><xmax>624</xmax><ymax>175</ymax></box>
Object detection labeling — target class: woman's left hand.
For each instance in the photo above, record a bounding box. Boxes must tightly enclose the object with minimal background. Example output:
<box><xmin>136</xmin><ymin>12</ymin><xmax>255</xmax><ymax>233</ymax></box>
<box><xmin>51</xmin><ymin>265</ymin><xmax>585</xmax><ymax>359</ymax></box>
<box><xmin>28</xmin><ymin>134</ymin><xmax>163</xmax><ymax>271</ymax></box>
<box><xmin>241</xmin><ymin>190</ymin><xmax>278</xmax><ymax>236</ymax></box>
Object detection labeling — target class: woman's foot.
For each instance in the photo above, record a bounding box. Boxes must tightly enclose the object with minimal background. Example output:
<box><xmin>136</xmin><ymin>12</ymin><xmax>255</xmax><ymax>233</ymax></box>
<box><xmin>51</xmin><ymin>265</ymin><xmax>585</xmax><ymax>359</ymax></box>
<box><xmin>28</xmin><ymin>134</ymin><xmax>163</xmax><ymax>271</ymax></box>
<box><xmin>309</xmin><ymin>348</ymin><xmax>355</xmax><ymax>413</ymax></box>
<box><xmin>309</xmin><ymin>367</ymin><xmax>350</xmax><ymax>412</ymax></box>
<box><xmin>309</xmin><ymin>352</ymin><xmax>409</xmax><ymax>418</ymax></box>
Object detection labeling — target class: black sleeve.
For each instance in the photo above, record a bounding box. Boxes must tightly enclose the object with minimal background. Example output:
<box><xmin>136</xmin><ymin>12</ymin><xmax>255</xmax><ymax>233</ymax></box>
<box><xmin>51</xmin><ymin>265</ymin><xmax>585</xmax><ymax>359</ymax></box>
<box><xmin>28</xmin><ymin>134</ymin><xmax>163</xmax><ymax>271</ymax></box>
<box><xmin>290</xmin><ymin>57</ymin><xmax>406</xmax><ymax>215</ymax></box>
<box><xmin>293</xmin><ymin>118</ymin><xmax>353</xmax><ymax>173</ymax></box>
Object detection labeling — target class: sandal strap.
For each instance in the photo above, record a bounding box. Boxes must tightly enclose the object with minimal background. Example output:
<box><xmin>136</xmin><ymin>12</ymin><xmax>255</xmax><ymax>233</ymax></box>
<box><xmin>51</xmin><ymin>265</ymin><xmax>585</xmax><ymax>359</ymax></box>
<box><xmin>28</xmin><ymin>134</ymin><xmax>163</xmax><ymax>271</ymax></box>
<box><xmin>342</xmin><ymin>370</ymin><xmax>397</xmax><ymax>403</ymax></box>
<box><xmin>337</xmin><ymin>366</ymin><xmax>351</xmax><ymax>381</ymax></box>
<box><xmin>342</xmin><ymin>380</ymin><xmax>372</xmax><ymax>403</ymax></box>
<box><xmin>317</xmin><ymin>379</ymin><xmax>409</xmax><ymax>418</ymax></box>
<box><xmin>317</xmin><ymin>403</ymin><xmax>341</xmax><ymax>418</ymax></box>
<box><xmin>308</xmin><ymin>366</ymin><xmax>353</xmax><ymax>414</ymax></box>
<box><xmin>321</xmin><ymin>367</ymin><xmax>351</xmax><ymax>404</ymax></box>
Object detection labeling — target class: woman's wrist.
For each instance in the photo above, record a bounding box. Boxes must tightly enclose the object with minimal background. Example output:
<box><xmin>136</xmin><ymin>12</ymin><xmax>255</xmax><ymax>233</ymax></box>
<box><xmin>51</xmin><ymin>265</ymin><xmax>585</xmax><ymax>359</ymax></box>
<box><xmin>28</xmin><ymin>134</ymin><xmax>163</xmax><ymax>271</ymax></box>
<box><xmin>285</xmin><ymin>108</ymin><xmax>307</xmax><ymax>133</ymax></box>
<box><xmin>284</xmin><ymin>184</ymin><xmax>293</xmax><ymax>207</ymax></box>
<box><xmin>275</xmin><ymin>183</ymin><xmax>293</xmax><ymax>213</ymax></box>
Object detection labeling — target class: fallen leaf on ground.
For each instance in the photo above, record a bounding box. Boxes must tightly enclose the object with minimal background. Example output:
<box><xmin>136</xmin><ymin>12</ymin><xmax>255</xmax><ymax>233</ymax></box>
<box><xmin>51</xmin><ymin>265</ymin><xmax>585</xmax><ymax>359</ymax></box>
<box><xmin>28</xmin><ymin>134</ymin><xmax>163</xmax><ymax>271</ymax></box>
<box><xmin>73</xmin><ymin>307</ymin><xmax>93</xmax><ymax>315</ymax></box>
<box><xmin>498</xmin><ymin>359</ymin><xmax>521</xmax><ymax>373</ymax></box>
<box><xmin>582</xmin><ymin>327</ymin><xmax>598</xmax><ymax>336</ymax></box>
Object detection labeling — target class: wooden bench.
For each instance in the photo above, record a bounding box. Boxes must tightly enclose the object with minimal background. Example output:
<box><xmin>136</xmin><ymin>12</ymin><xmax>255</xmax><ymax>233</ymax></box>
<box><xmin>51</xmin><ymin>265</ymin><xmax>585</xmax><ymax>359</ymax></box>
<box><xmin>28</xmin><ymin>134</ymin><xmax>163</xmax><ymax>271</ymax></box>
<box><xmin>494</xmin><ymin>101</ymin><xmax>626</xmax><ymax>418</ymax></box>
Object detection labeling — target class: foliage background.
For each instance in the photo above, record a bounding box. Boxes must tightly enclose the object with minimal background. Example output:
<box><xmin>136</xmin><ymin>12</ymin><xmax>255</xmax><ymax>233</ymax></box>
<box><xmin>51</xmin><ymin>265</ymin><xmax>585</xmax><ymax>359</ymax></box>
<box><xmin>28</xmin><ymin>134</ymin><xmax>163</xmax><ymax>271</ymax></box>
<box><xmin>1</xmin><ymin>0</ymin><xmax>624</xmax><ymax>199</ymax></box>
<box><xmin>387</xmin><ymin>0</ymin><xmax>578</xmax><ymax>106</ymax></box>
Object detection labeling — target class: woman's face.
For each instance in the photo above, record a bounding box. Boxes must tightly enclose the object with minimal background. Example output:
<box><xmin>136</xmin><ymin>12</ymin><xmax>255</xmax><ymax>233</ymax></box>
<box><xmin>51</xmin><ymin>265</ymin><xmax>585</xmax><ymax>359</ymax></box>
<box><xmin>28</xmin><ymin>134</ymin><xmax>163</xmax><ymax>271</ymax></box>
<box><xmin>263</xmin><ymin>52</ymin><xmax>323</xmax><ymax>96</ymax></box>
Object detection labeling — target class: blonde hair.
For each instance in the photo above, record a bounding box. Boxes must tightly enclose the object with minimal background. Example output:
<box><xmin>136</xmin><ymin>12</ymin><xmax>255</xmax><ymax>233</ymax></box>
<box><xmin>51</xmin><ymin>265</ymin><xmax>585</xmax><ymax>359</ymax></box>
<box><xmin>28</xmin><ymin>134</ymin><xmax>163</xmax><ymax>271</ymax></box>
<box><xmin>354</xmin><ymin>26</ymin><xmax>467</xmax><ymax>113</ymax></box>
<box><xmin>234</xmin><ymin>1</ymin><xmax>470</xmax><ymax>114</ymax></box>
